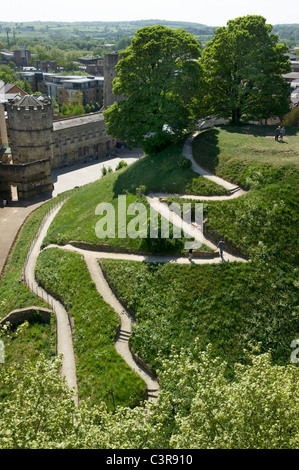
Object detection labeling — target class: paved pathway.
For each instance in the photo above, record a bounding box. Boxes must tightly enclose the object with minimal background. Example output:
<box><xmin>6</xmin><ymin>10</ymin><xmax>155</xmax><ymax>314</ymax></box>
<box><xmin>183</xmin><ymin>133</ymin><xmax>246</xmax><ymax>195</ymax></box>
<box><xmin>0</xmin><ymin>148</ymin><xmax>142</xmax><ymax>277</ymax></box>
<box><xmin>8</xmin><ymin>133</ymin><xmax>249</xmax><ymax>405</ymax></box>
<box><xmin>23</xmin><ymin>202</ymin><xmax>79</xmax><ymax>406</ymax></box>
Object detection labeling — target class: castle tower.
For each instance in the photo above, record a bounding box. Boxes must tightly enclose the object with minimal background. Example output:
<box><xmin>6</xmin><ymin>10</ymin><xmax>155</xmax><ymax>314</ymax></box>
<box><xmin>6</xmin><ymin>95</ymin><xmax>53</xmax><ymax>164</ymax></box>
<box><xmin>103</xmin><ymin>53</ymin><xmax>119</xmax><ymax>109</ymax></box>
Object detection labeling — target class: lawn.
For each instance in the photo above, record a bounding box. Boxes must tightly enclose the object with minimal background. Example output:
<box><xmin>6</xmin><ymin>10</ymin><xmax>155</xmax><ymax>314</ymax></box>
<box><xmin>113</xmin><ymin>139</ymin><xmax>230</xmax><ymax>196</ymax></box>
<box><xmin>192</xmin><ymin>125</ymin><xmax>299</xmax><ymax>188</ymax></box>
<box><xmin>43</xmin><ymin>166</ymin><xmax>213</xmax><ymax>254</ymax></box>
<box><xmin>35</xmin><ymin>247</ymin><xmax>146</xmax><ymax>409</ymax></box>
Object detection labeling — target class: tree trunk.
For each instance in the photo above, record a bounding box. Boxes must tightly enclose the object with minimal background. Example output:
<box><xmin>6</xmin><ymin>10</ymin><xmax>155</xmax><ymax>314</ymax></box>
<box><xmin>231</xmin><ymin>108</ymin><xmax>241</xmax><ymax>125</ymax></box>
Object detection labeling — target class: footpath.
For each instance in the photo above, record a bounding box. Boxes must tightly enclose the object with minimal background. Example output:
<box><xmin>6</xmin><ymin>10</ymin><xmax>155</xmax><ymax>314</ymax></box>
<box><xmin>2</xmin><ymin>132</ymin><xmax>248</xmax><ymax>404</ymax></box>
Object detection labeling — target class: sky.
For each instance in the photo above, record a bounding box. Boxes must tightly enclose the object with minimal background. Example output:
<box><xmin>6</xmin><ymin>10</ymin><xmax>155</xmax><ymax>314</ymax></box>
<box><xmin>0</xmin><ymin>0</ymin><xmax>298</xmax><ymax>26</ymax></box>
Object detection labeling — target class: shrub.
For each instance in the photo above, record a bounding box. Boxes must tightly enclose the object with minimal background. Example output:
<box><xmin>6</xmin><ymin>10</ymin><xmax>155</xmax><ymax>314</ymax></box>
<box><xmin>178</xmin><ymin>156</ymin><xmax>192</xmax><ymax>168</ymax></box>
<box><xmin>116</xmin><ymin>160</ymin><xmax>128</xmax><ymax>170</ymax></box>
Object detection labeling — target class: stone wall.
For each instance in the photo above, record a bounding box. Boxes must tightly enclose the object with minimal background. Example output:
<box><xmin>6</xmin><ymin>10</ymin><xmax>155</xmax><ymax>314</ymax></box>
<box><xmin>0</xmin><ymin>307</ymin><xmax>53</xmax><ymax>326</ymax></box>
<box><xmin>104</xmin><ymin>53</ymin><xmax>119</xmax><ymax>109</ymax></box>
<box><xmin>51</xmin><ymin>113</ymin><xmax>117</xmax><ymax>168</ymax></box>
<box><xmin>0</xmin><ymin>159</ymin><xmax>53</xmax><ymax>199</ymax></box>
<box><xmin>6</xmin><ymin>98</ymin><xmax>53</xmax><ymax>164</ymax></box>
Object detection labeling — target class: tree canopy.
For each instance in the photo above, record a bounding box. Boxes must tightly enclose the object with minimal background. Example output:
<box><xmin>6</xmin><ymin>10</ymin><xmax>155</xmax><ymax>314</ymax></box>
<box><xmin>103</xmin><ymin>25</ymin><xmax>203</xmax><ymax>153</ymax></box>
<box><xmin>1</xmin><ymin>334</ymin><xmax>299</xmax><ymax>448</ymax></box>
<box><xmin>201</xmin><ymin>15</ymin><xmax>292</xmax><ymax>124</ymax></box>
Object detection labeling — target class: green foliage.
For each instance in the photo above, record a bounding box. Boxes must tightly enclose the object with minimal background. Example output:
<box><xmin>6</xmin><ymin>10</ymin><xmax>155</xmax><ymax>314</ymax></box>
<box><xmin>202</xmin><ymin>15</ymin><xmax>292</xmax><ymax>124</ymax></box>
<box><xmin>178</xmin><ymin>156</ymin><xmax>192</xmax><ymax>168</ymax></box>
<box><xmin>115</xmin><ymin>160</ymin><xmax>128</xmax><ymax>170</ymax></box>
<box><xmin>35</xmin><ymin>248</ymin><xmax>145</xmax><ymax>408</ymax></box>
<box><xmin>104</xmin><ymin>25</ymin><xmax>203</xmax><ymax>151</ymax></box>
<box><xmin>0</xmin><ymin>318</ymin><xmax>56</xmax><ymax>364</ymax></box>
<box><xmin>283</xmin><ymin>108</ymin><xmax>299</xmax><ymax>127</ymax></box>
<box><xmin>101</xmin><ymin>258</ymin><xmax>299</xmax><ymax>375</ymax></box>
<box><xmin>1</xmin><ymin>346</ymin><xmax>298</xmax><ymax>448</ymax></box>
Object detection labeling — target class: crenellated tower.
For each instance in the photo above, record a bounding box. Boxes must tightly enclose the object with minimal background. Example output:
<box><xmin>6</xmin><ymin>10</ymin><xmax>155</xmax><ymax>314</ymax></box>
<box><xmin>6</xmin><ymin>95</ymin><xmax>53</xmax><ymax>164</ymax></box>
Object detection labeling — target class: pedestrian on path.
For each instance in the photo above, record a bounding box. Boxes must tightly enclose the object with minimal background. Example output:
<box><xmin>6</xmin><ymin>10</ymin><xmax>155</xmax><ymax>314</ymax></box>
<box><xmin>188</xmin><ymin>248</ymin><xmax>193</xmax><ymax>261</ymax></box>
<box><xmin>217</xmin><ymin>240</ymin><xmax>225</xmax><ymax>260</ymax></box>
<box><xmin>275</xmin><ymin>126</ymin><xmax>281</xmax><ymax>141</ymax></box>
<box><xmin>280</xmin><ymin>126</ymin><xmax>286</xmax><ymax>141</ymax></box>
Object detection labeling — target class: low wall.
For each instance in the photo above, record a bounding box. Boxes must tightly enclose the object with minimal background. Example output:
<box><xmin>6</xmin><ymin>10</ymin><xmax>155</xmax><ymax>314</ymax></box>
<box><xmin>0</xmin><ymin>306</ymin><xmax>53</xmax><ymax>326</ymax></box>
<box><xmin>0</xmin><ymin>159</ymin><xmax>53</xmax><ymax>199</ymax></box>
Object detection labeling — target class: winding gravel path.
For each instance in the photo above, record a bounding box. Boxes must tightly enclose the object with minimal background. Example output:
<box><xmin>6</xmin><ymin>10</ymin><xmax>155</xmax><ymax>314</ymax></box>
<box><xmin>22</xmin><ymin>132</ymin><xmax>247</xmax><ymax>405</ymax></box>
<box><xmin>23</xmin><ymin>203</ymin><xmax>79</xmax><ymax>406</ymax></box>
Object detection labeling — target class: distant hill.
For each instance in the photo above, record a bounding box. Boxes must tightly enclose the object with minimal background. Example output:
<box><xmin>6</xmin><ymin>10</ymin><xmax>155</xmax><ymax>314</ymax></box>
<box><xmin>0</xmin><ymin>20</ymin><xmax>298</xmax><ymax>49</ymax></box>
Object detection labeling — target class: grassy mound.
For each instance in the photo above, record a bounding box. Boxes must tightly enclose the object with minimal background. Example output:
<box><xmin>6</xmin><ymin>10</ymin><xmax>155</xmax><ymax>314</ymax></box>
<box><xmin>35</xmin><ymin>248</ymin><xmax>146</xmax><ymax>409</ymax></box>
<box><xmin>42</xmin><ymin>168</ymin><xmax>212</xmax><ymax>254</ymax></box>
<box><xmin>101</xmin><ymin>258</ymin><xmax>299</xmax><ymax>375</ymax></box>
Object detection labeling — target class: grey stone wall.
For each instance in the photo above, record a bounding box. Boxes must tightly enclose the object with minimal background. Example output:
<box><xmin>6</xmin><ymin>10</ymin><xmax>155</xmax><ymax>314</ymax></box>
<box><xmin>51</xmin><ymin>113</ymin><xmax>117</xmax><ymax>168</ymax></box>
<box><xmin>0</xmin><ymin>159</ymin><xmax>53</xmax><ymax>199</ymax></box>
<box><xmin>0</xmin><ymin>307</ymin><xmax>53</xmax><ymax>327</ymax></box>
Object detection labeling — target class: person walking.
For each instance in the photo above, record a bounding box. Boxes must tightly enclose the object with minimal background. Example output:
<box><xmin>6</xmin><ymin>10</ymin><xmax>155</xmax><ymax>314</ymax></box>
<box><xmin>280</xmin><ymin>126</ymin><xmax>286</xmax><ymax>141</ymax></box>
<box><xmin>275</xmin><ymin>126</ymin><xmax>281</xmax><ymax>141</ymax></box>
<box><xmin>217</xmin><ymin>240</ymin><xmax>225</xmax><ymax>260</ymax></box>
<box><xmin>188</xmin><ymin>248</ymin><xmax>193</xmax><ymax>261</ymax></box>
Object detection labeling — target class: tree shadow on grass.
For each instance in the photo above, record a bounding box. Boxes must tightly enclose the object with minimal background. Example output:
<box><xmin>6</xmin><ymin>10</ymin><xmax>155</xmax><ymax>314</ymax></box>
<box><xmin>193</xmin><ymin>128</ymin><xmax>220</xmax><ymax>173</ymax></box>
<box><xmin>224</xmin><ymin>124</ymin><xmax>299</xmax><ymax>138</ymax></box>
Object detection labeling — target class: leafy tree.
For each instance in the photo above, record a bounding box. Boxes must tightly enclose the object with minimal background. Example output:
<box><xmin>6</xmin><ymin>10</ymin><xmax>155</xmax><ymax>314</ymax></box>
<box><xmin>201</xmin><ymin>15</ymin><xmax>292</xmax><ymax>124</ymax></box>
<box><xmin>1</xmin><ymin>342</ymin><xmax>299</xmax><ymax>448</ymax></box>
<box><xmin>0</xmin><ymin>64</ymin><xmax>16</xmax><ymax>83</ymax></box>
<box><xmin>15</xmin><ymin>79</ymin><xmax>32</xmax><ymax>94</ymax></box>
<box><xmin>61</xmin><ymin>102</ymin><xmax>68</xmax><ymax>116</ymax></box>
<box><xmin>103</xmin><ymin>25</ymin><xmax>203</xmax><ymax>153</ymax></box>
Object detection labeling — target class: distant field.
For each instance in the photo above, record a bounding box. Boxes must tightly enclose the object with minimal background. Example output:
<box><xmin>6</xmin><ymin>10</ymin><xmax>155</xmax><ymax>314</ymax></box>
<box><xmin>193</xmin><ymin>125</ymin><xmax>299</xmax><ymax>172</ymax></box>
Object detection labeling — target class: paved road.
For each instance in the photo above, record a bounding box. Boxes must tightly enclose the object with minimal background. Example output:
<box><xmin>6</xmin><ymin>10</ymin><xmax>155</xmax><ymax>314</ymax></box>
<box><xmin>0</xmin><ymin>148</ymin><xmax>142</xmax><ymax>277</ymax></box>
<box><xmin>51</xmin><ymin>147</ymin><xmax>142</xmax><ymax>197</ymax></box>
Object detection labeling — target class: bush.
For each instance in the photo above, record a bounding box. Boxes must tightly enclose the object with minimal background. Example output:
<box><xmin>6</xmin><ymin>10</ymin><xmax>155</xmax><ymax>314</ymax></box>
<box><xmin>178</xmin><ymin>156</ymin><xmax>192</xmax><ymax>168</ymax></box>
<box><xmin>116</xmin><ymin>160</ymin><xmax>128</xmax><ymax>170</ymax></box>
<box><xmin>282</xmin><ymin>107</ymin><xmax>299</xmax><ymax>127</ymax></box>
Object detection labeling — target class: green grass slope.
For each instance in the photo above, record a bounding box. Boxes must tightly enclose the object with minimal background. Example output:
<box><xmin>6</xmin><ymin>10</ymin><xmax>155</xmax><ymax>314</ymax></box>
<box><xmin>35</xmin><ymin>248</ymin><xmax>145</xmax><ymax>409</ymax></box>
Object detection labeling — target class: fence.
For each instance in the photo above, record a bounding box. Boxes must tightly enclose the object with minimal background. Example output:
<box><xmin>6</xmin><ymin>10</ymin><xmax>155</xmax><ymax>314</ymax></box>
<box><xmin>21</xmin><ymin>197</ymin><xmax>69</xmax><ymax>310</ymax></box>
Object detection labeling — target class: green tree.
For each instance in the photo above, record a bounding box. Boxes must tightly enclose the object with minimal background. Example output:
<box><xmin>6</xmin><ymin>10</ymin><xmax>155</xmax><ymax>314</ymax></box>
<box><xmin>61</xmin><ymin>102</ymin><xmax>68</xmax><ymax>116</ymax></box>
<box><xmin>15</xmin><ymin>79</ymin><xmax>32</xmax><ymax>94</ymax></box>
<box><xmin>201</xmin><ymin>15</ymin><xmax>292</xmax><ymax>124</ymax></box>
<box><xmin>103</xmin><ymin>25</ymin><xmax>203</xmax><ymax>153</ymax></box>
<box><xmin>0</xmin><ymin>64</ymin><xmax>16</xmax><ymax>83</ymax></box>
<box><xmin>1</xmin><ymin>343</ymin><xmax>299</xmax><ymax>448</ymax></box>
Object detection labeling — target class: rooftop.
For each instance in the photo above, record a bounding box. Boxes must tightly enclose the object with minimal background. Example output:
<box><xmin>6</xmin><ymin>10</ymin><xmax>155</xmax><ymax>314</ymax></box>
<box><xmin>53</xmin><ymin>112</ymin><xmax>104</xmax><ymax>131</ymax></box>
<box><xmin>9</xmin><ymin>94</ymin><xmax>51</xmax><ymax>108</ymax></box>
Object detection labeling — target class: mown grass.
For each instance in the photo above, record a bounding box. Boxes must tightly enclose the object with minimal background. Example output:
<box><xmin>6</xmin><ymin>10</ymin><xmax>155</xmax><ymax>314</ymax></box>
<box><xmin>35</xmin><ymin>247</ymin><xmax>146</xmax><ymax>409</ymax></box>
<box><xmin>113</xmin><ymin>140</ymin><xmax>229</xmax><ymax>196</ymax></box>
<box><xmin>192</xmin><ymin>125</ymin><xmax>299</xmax><ymax>184</ymax></box>
<box><xmin>42</xmin><ymin>169</ymin><xmax>212</xmax><ymax>254</ymax></box>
